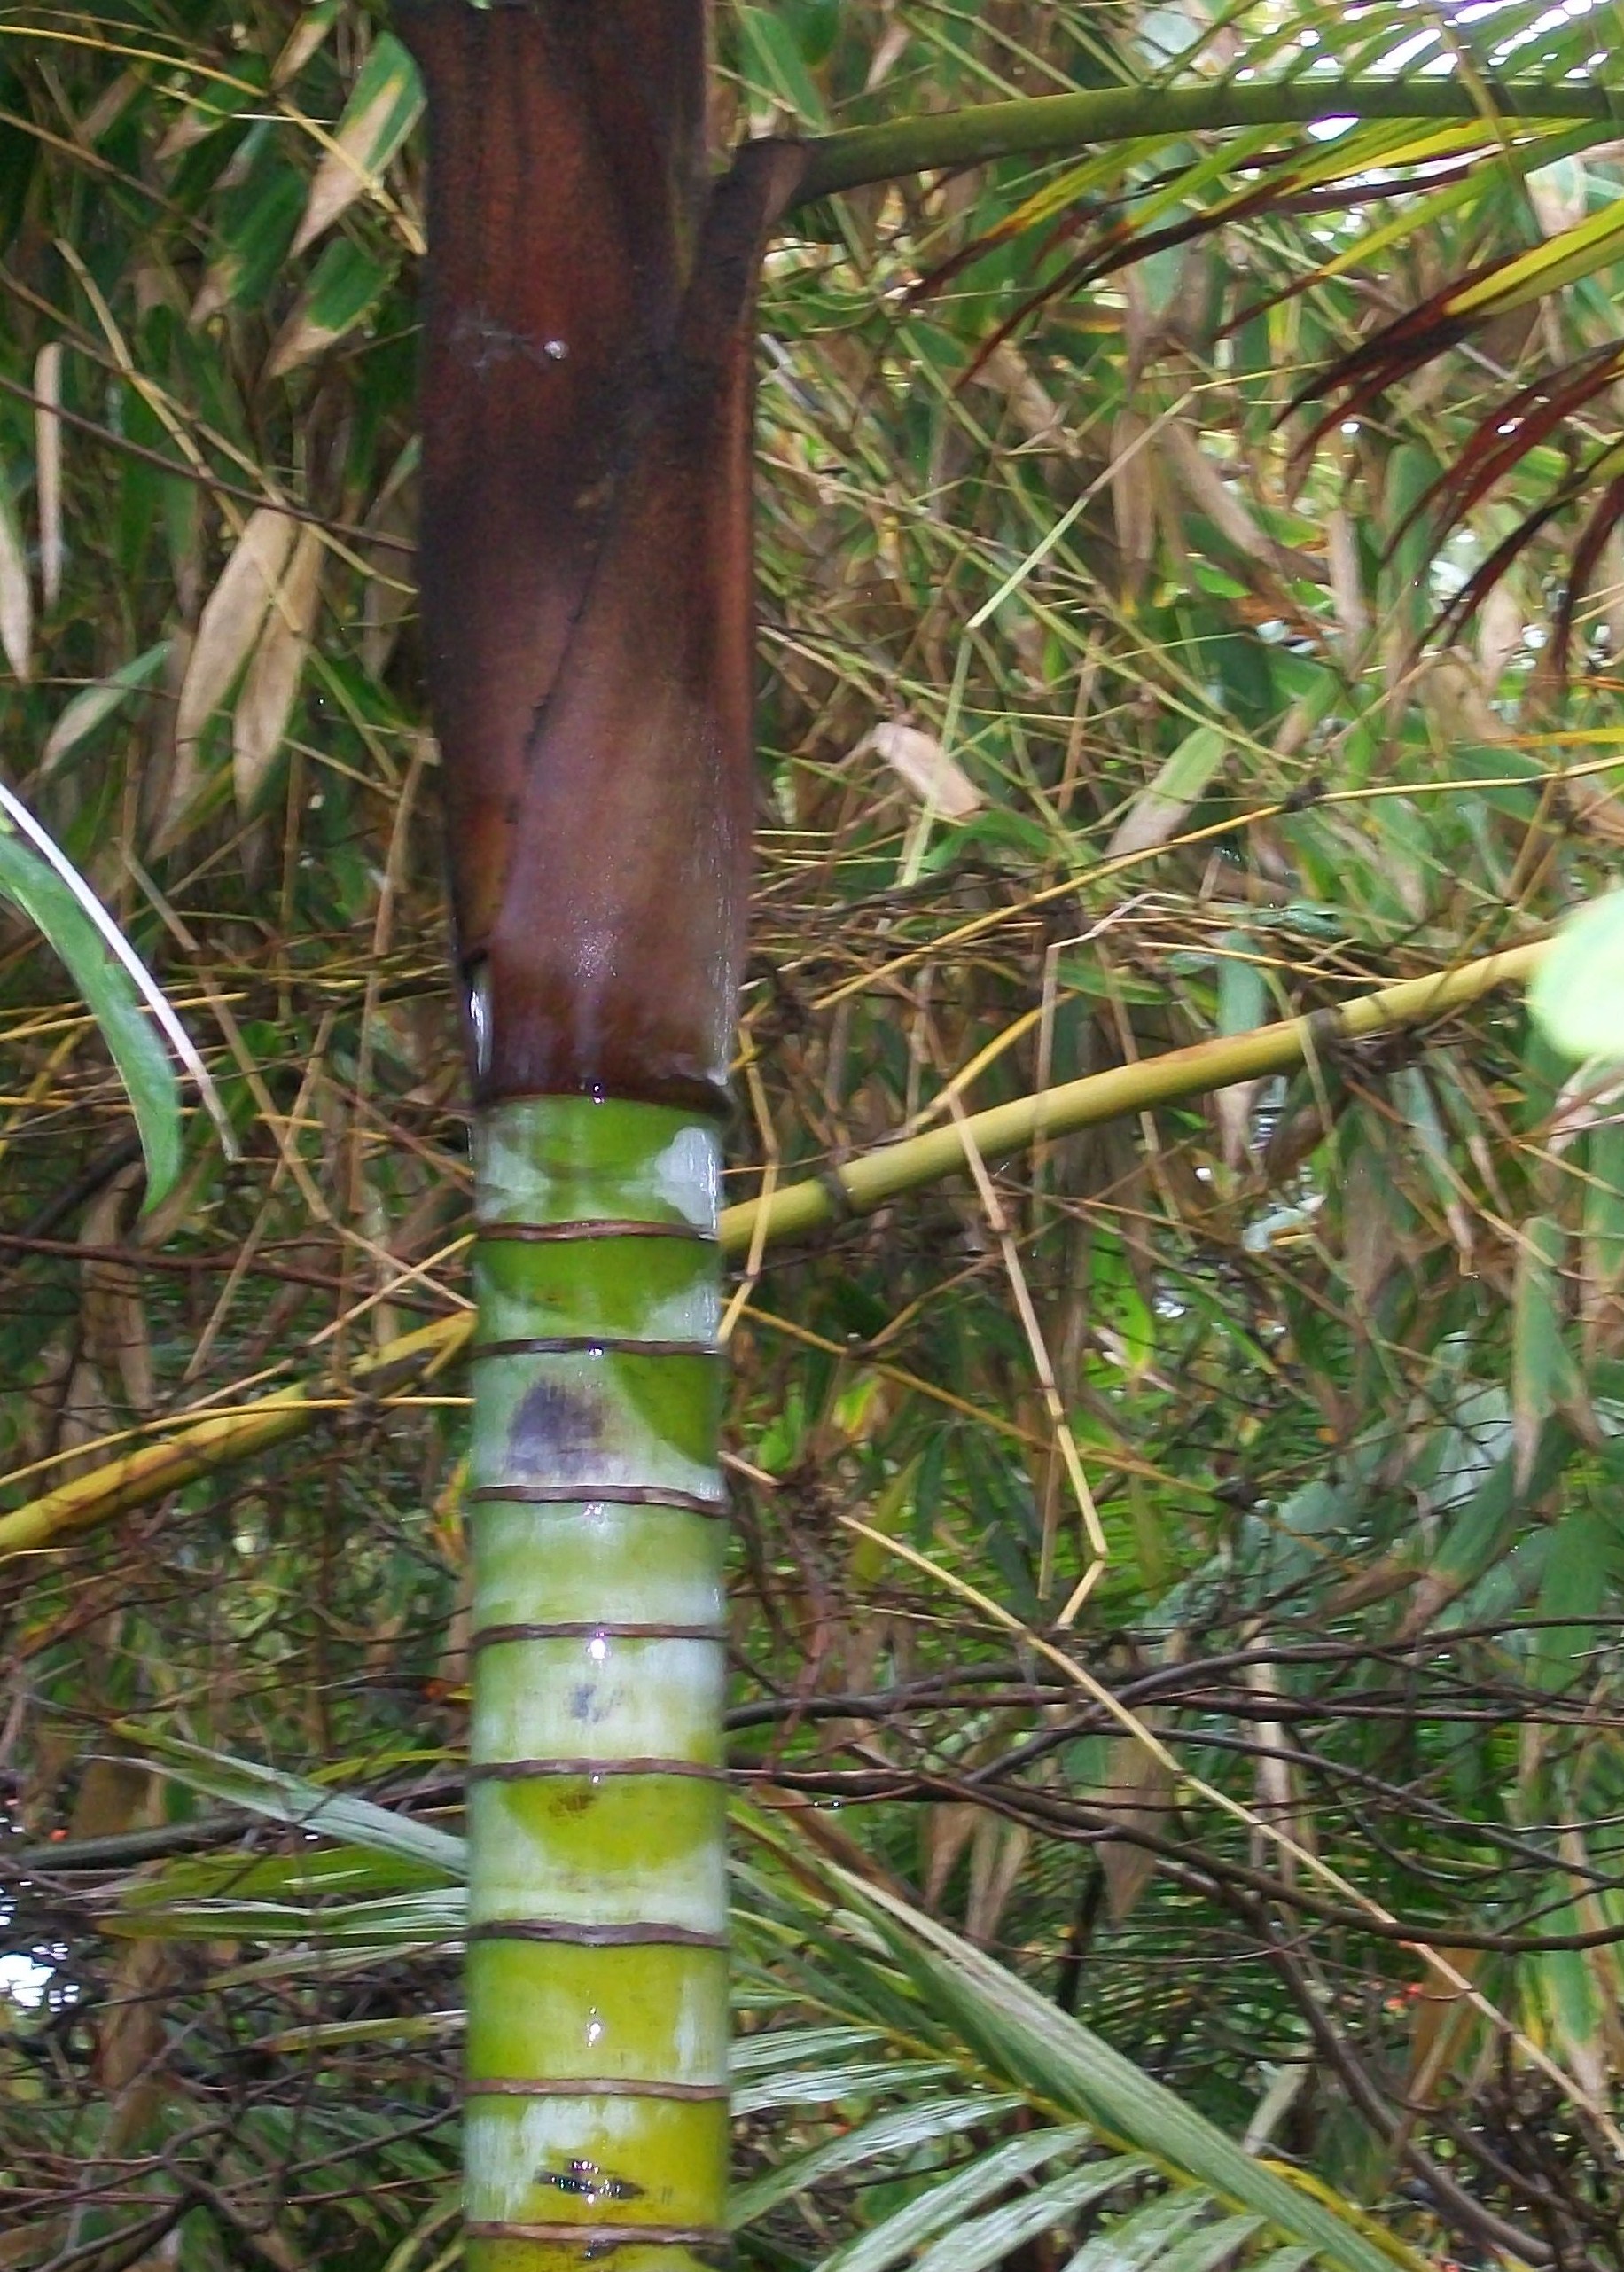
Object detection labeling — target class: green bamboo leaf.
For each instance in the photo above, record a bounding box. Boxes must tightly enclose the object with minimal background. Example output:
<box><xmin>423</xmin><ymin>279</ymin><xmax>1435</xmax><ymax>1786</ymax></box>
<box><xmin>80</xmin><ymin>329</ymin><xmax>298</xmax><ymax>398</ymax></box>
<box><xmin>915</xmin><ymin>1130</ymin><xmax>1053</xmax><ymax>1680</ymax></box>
<box><xmin>0</xmin><ymin>825</ymin><xmax>182</xmax><ymax>1206</ymax></box>
<box><xmin>1511</xmin><ymin>1214</ymin><xmax>1578</xmax><ymax>1491</ymax></box>
<box><xmin>738</xmin><ymin>4</ymin><xmax>831</xmax><ymax>127</ymax></box>
<box><xmin>1533</xmin><ymin>1507</ymin><xmax>1611</xmax><ymax>1689</ymax></box>
<box><xmin>913</xmin><ymin>2154</ymin><xmax>1164</xmax><ymax>2272</ymax></box>
<box><xmin>105</xmin><ymin>1889</ymin><xmax>461</xmax><ymax>1944</ymax></box>
<box><xmin>1450</xmin><ymin>194</ymin><xmax>1624</xmax><ymax>321</ymax></box>
<box><xmin>123</xmin><ymin>1843</ymin><xmax>454</xmax><ymax>1908</ymax></box>
<box><xmin>1138</xmin><ymin>2213</ymin><xmax>1270</xmax><ymax>2272</ymax></box>
<box><xmin>731</xmin><ymin>2026</ymin><xmax>887</xmax><ymax>2076</ymax></box>
<box><xmin>268</xmin><ymin>238</ymin><xmax>398</xmax><ymax>377</ymax></box>
<box><xmin>119</xmin><ymin>1727</ymin><xmax>467</xmax><ymax>1881</ymax></box>
<box><xmin>1528</xmin><ymin>1935</ymin><xmax>1608</xmax><ymax>2096</ymax></box>
<box><xmin>827</xmin><ymin>1867</ymin><xmax>1417</xmax><ymax>2272</ymax></box>
<box><xmin>1057</xmin><ymin>2192</ymin><xmax>1217</xmax><ymax>2272</ymax></box>
<box><xmin>1529</xmin><ymin>892</ymin><xmax>1624</xmax><ymax>1059</ymax></box>
<box><xmin>1107</xmin><ymin>724</ymin><xmax>1229</xmax><ymax>860</ymax></box>
<box><xmin>258</xmin><ymin>2013</ymin><xmax>461</xmax><ymax>2057</ymax></box>
<box><xmin>733</xmin><ymin>2059</ymin><xmax>962</xmax><ymax>2116</ymax></box>
<box><xmin>1583</xmin><ymin>1120</ymin><xmax>1624</xmax><ymax>1348</ymax></box>
<box><xmin>821</xmin><ymin>2135</ymin><xmax>1127</xmax><ymax>2272</ymax></box>
<box><xmin>193</xmin><ymin>129</ymin><xmax>308</xmax><ymax>316</ymax></box>
<box><xmin>731</xmin><ymin>2093</ymin><xmax>1027</xmax><ymax>2225</ymax></box>
<box><xmin>1217</xmin><ymin>930</ymin><xmax>1269</xmax><ymax>1036</ymax></box>
<box><xmin>42</xmin><ymin>641</ymin><xmax>173</xmax><ymax>774</ymax></box>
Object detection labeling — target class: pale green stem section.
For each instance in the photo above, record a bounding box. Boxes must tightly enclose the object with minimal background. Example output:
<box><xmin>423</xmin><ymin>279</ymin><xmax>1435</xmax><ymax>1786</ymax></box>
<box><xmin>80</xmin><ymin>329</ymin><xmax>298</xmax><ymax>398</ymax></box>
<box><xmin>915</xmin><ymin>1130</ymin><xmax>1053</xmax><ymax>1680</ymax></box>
<box><xmin>465</xmin><ymin>1097</ymin><xmax>729</xmax><ymax>2272</ymax></box>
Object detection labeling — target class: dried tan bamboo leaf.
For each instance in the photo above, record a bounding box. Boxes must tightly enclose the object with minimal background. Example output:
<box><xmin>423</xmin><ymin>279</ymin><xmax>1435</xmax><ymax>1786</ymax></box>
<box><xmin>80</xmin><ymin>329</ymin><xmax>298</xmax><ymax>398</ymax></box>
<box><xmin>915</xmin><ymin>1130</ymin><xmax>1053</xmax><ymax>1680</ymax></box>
<box><xmin>1475</xmin><ymin>581</ymin><xmax>1524</xmax><ymax>690</ymax></box>
<box><xmin>363</xmin><ymin>533</ymin><xmax>416</xmax><ymax>679</ymax></box>
<box><xmin>1404</xmin><ymin>1944</ymin><xmax>1482</xmax><ymax>2110</ymax></box>
<box><xmin>1418</xmin><ymin>651</ymin><xmax>1507</xmax><ymax>746</ymax></box>
<box><xmin>1092</xmin><ymin>1735</ymin><xmax>1175</xmax><ymax>1923</ymax></box>
<box><xmin>979</xmin><ymin>343</ymin><xmax>1072</xmax><ymax>452</ymax></box>
<box><xmin>1216</xmin><ymin>1080</ymin><xmax>1261</xmax><ymax>1172</ymax></box>
<box><xmin>80</xmin><ymin>1167</ymin><xmax>156</xmax><ymax>1417</ymax></box>
<box><xmin>0</xmin><ymin>470</ymin><xmax>31</xmax><ymax>683</ymax></box>
<box><xmin>862</xmin><ymin>721</ymin><xmax>982</xmax><ymax>818</ymax></box>
<box><xmin>34</xmin><ymin>343</ymin><xmax>63</xmax><ymax>611</ymax></box>
<box><xmin>923</xmin><ymin>1801</ymin><xmax>980</xmax><ymax>1909</ymax></box>
<box><xmin>864</xmin><ymin>17</ymin><xmax>910</xmax><ymax>91</ymax></box>
<box><xmin>232</xmin><ymin>522</ymin><xmax>324</xmax><ymax>815</ymax></box>
<box><xmin>965</xmin><ymin>1815</ymin><xmax>1031</xmax><ymax>1943</ymax></box>
<box><xmin>1109</xmin><ymin>408</ymin><xmax>1155</xmax><ymax>593</ymax></box>
<box><xmin>172</xmin><ymin>508</ymin><xmax>297</xmax><ymax>785</ymax></box>
<box><xmin>1163</xmin><ymin>416</ymin><xmax>1271</xmax><ymax>562</ymax></box>
<box><xmin>1325</xmin><ymin>504</ymin><xmax>1368</xmax><ymax>659</ymax></box>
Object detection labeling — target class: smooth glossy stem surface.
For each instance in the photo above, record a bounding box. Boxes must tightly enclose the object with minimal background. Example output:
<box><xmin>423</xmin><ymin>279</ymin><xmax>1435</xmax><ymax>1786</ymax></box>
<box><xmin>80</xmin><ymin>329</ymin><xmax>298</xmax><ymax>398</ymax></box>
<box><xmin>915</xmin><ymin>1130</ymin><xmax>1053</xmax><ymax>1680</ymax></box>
<box><xmin>465</xmin><ymin>1097</ymin><xmax>728</xmax><ymax>2272</ymax></box>
<box><xmin>792</xmin><ymin>77</ymin><xmax>1624</xmax><ymax>202</ymax></box>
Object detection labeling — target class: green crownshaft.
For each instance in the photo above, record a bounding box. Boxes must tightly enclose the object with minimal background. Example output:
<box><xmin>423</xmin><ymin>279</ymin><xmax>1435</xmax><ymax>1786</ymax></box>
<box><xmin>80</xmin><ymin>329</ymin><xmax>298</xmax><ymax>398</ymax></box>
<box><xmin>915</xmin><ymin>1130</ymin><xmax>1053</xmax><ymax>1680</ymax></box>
<box><xmin>464</xmin><ymin>1097</ymin><xmax>730</xmax><ymax>2272</ymax></box>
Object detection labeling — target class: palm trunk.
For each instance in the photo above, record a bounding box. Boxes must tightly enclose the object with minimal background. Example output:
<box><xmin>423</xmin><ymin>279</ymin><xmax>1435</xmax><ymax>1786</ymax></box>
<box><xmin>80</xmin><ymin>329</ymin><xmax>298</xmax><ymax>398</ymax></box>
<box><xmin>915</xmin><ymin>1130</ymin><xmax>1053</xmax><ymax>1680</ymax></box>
<box><xmin>396</xmin><ymin>5</ymin><xmax>800</xmax><ymax>2265</ymax></box>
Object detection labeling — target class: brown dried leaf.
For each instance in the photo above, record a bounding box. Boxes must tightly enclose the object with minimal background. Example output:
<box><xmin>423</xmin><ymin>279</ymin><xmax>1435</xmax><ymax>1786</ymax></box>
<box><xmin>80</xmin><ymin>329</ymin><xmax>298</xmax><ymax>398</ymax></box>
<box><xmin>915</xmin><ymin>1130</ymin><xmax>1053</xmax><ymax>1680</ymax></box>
<box><xmin>1475</xmin><ymin>581</ymin><xmax>1524</xmax><ymax>690</ymax></box>
<box><xmin>80</xmin><ymin>1167</ymin><xmax>155</xmax><ymax>1416</ymax></box>
<box><xmin>273</xmin><ymin>1</ymin><xmax>340</xmax><ymax>86</ymax></box>
<box><xmin>1405</xmin><ymin>1944</ymin><xmax>1482</xmax><ymax>2110</ymax></box>
<box><xmin>1163</xmin><ymin>416</ymin><xmax>1271</xmax><ymax>563</ymax></box>
<box><xmin>965</xmin><ymin>1815</ymin><xmax>1031</xmax><ymax>1943</ymax></box>
<box><xmin>1344</xmin><ymin>1148</ymin><xmax>1398</xmax><ymax>1316</ymax></box>
<box><xmin>978</xmin><ymin>343</ymin><xmax>1071</xmax><ymax>453</ymax></box>
<box><xmin>862</xmin><ymin>722</ymin><xmax>981</xmax><ymax>819</ymax></box>
<box><xmin>1109</xmin><ymin>408</ymin><xmax>1155</xmax><ymax>593</ymax></box>
<box><xmin>233</xmin><ymin>521</ymin><xmax>324</xmax><ymax>814</ymax></box>
<box><xmin>1092</xmin><ymin>1735</ymin><xmax>1175</xmax><ymax>1923</ymax></box>
<box><xmin>0</xmin><ymin>467</ymin><xmax>31</xmax><ymax>683</ymax></box>
<box><xmin>922</xmin><ymin>1801</ymin><xmax>980</xmax><ymax>1909</ymax></box>
<box><xmin>1418</xmin><ymin>651</ymin><xmax>1507</xmax><ymax>747</ymax></box>
<box><xmin>168</xmin><ymin>509</ymin><xmax>297</xmax><ymax>826</ymax></box>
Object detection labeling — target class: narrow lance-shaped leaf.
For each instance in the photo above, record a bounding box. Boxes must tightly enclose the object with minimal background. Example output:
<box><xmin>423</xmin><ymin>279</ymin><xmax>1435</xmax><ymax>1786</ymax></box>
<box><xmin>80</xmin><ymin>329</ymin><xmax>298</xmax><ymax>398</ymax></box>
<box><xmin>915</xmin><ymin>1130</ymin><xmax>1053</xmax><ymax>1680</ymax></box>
<box><xmin>43</xmin><ymin>640</ymin><xmax>172</xmax><ymax>775</ymax></box>
<box><xmin>0</xmin><ymin>453</ymin><xmax>31</xmax><ymax>682</ymax></box>
<box><xmin>233</xmin><ymin>520</ymin><xmax>324</xmax><ymax>814</ymax></box>
<box><xmin>291</xmin><ymin>30</ymin><xmax>423</xmax><ymax>257</ymax></box>
<box><xmin>0</xmin><ymin>818</ymin><xmax>182</xmax><ymax>1206</ymax></box>
<box><xmin>822</xmin><ymin>1862</ymin><xmax>1417</xmax><ymax>2272</ymax></box>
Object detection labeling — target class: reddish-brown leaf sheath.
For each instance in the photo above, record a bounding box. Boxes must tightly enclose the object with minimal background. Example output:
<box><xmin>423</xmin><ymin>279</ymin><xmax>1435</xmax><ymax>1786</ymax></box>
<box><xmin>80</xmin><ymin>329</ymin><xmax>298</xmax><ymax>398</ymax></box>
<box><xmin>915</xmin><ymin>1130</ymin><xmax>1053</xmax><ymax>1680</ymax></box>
<box><xmin>400</xmin><ymin>0</ymin><xmax>803</xmax><ymax>1111</ymax></box>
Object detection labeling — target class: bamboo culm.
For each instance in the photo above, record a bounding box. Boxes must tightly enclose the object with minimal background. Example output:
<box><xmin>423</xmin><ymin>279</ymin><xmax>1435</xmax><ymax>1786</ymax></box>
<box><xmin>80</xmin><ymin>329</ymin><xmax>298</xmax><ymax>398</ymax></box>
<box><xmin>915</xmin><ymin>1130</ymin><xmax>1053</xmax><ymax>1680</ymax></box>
<box><xmin>465</xmin><ymin>1096</ymin><xmax>729</xmax><ymax>2272</ymax></box>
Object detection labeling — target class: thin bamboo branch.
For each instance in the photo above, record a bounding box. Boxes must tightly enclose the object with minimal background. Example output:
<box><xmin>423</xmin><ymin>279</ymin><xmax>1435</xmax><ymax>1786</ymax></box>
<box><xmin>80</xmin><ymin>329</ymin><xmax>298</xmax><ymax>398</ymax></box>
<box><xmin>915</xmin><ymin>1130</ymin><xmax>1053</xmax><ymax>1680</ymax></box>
<box><xmin>0</xmin><ymin>939</ymin><xmax>1543</xmax><ymax>1563</ymax></box>
<box><xmin>791</xmin><ymin>80</ymin><xmax>1624</xmax><ymax>204</ymax></box>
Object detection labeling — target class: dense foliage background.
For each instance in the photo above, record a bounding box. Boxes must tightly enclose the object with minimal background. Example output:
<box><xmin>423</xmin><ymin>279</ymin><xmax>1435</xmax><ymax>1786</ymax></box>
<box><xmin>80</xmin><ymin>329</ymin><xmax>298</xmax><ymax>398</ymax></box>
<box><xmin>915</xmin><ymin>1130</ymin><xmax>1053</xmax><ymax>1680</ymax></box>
<box><xmin>3</xmin><ymin>3</ymin><xmax>1624</xmax><ymax>2267</ymax></box>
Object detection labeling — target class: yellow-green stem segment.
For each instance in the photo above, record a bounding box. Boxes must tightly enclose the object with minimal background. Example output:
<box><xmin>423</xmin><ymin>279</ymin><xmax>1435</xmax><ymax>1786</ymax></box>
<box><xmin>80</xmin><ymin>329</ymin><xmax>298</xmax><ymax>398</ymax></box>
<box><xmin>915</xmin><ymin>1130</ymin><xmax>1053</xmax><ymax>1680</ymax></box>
<box><xmin>465</xmin><ymin>1096</ymin><xmax>729</xmax><ymax>2272</ymax></box>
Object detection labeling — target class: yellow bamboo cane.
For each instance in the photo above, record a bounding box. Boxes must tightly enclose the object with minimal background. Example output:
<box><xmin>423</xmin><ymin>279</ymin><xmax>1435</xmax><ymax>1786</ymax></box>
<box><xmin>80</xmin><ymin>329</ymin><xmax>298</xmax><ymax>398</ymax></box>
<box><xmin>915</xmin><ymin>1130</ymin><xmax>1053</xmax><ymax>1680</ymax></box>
<box><xmin>0</xmin><ymin>939</ymin><xmax>1544</xmax><ymax>1565</ymax></box>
